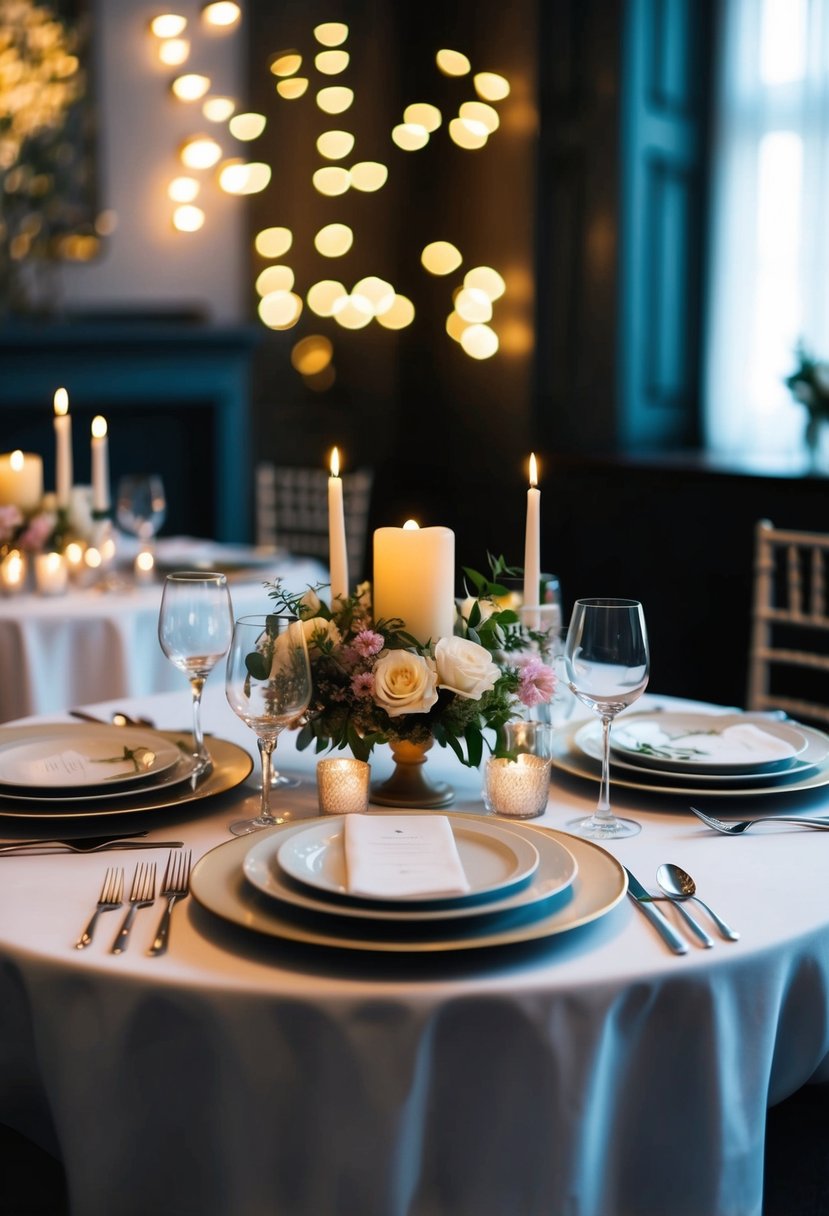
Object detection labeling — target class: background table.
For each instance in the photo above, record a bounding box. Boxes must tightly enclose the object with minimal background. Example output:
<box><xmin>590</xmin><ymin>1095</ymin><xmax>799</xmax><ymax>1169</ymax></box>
<box><xmin>1</xmin><ymin>687</ymin><xmax>829</xmax><ymax>1216</ymax></box>
<box><xmin>0</xmin><ymin>547</ymin><xmax>325</xmax><ymax>722</ymax></box>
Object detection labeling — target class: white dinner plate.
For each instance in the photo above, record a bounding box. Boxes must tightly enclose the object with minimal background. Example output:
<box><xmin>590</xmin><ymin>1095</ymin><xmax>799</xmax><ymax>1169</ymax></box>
<box><xmin>574</xmin><ymin>717</ymin><xmax>828</xmax><ymax>786</ymax></box>
<box><xmin>554</xmin><ymin>718</ymin><xmax>829</xmax><ymax>800</ymax></box>
<box><xmin>275</xmin><ymin>814</ymin><xmax>541</xmax><ymax>904</ymax></box>
<box><xmin>0</xmin><ymin>725</ymin><xmax>182</xmax><ymax>790</ymax></box>
<box><xmin>191</xmin><ymin>817</ymin><xmax>627</xmax><ymax>953</ymax></box>
<box><xmin>0</xmin><ymin>751</ymin><xmax>200</xmax><ymax>804</ymax></box>
<box><xmin>245</xmin><ymin>818</ymin><xmax>577</xmax><ymax>923</ymax></box>
<box><xmin>608</xmin><ymin>713</ymin><xmax>808</xmax><ymax>774</ymax></box>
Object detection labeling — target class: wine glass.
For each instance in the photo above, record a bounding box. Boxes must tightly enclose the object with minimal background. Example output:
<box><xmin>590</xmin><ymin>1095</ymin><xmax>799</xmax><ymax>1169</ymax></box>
<box><xmin>158</xmin><ymin>572</ymin><xmax>234</xmax><ymax>770</ymax></box>
<box><xmin>564</xmin><ymin>598</ymin><xmax>650</xmax><ymax>838</ymax></box>
<box><xmin>116</xmin><ymin>475</ymin><xmax>167</xmax><ymax>541</ymax></box>
<box><xmin>225</xmin><ymin>614</ymin><xmax>311</xmax><ymax>836</ymax></box>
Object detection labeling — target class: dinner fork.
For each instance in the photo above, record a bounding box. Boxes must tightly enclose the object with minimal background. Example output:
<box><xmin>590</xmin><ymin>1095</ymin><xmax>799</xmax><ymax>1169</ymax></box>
<box><xmin>689</xmin><ymin>805</ymin><xmax>829</xmax><ymax>835</ymax></box>
<box><xmin>148</xmin><ymin>849</ymin><xmax>192</xmax><ymax>957</ymax></box>
<box><xmin>110</xmin><ymin>862</ymin><xmax>157</xmax><ymax>954</ymax></box>
<box><xmin>74</xmin><ymin>866</ymin><xmax>124</xmax><ymax>950</ymax></box>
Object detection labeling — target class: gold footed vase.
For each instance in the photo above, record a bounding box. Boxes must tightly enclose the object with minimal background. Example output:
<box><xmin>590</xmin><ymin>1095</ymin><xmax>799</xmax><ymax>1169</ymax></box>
<box><xmin>370</xmin><ymin>738</ymin><xmax>455</xmax><ymax>809</ymax></box>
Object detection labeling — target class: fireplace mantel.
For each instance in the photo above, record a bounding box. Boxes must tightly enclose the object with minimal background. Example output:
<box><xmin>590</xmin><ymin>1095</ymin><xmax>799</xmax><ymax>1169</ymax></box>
<box><xmin>0</xmin><ymin>320</ymin><xmax>260</xmax><ymax>540</ymax></box>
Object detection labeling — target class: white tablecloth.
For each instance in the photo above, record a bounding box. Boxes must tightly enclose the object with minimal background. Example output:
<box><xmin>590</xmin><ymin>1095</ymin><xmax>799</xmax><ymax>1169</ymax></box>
<box><xmin>0</xmin><ymin>550</ymin><xmax>326</xmax><ymax>722</ymax></box>
<box><xmin>1</xmin><ymin>688</ymin><xmax>829</xmax><ymax>1216</ymax></box>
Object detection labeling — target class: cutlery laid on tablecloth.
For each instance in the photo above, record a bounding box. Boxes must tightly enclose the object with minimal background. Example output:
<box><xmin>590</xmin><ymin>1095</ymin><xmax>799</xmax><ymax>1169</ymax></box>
<box><xmin>74</xmin><ymin>866</ymin><xmax>124</xmax><ymax>949</ymax></box>
<box><xmin>110</xmin><ymin>862</ymin><xmax>157</xmax><ymax>954</ymax></box>
<box><xmin>624</xmin><ymin>867</ymin><xmax>689</xmax><ymax>954</ymax></box>
<box><xmin>689</xmin><ymin>804</ymin><xmax>829</xmax><ymax>835</ymax></box>
<box><xmin>148</xmin><ymin>849</ymin><xmax>192</xmax><ymax>956</ymax></box>
<box><xmin>0</xmin><ymin>837</ymin><xmax>182</xmax><ymax>856</ymax></box>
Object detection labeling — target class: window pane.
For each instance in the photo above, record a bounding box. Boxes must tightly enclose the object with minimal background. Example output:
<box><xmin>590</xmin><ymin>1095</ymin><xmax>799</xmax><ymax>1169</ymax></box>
<box><xmin>761</xmin><ymin>0</ymin><xmax>806</xmax><ymax>84</ymax></box>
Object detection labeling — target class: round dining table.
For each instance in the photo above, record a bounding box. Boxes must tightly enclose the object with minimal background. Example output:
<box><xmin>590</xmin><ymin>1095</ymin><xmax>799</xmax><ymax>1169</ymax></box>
<box><xmin>1</xmin><ymin>685</ymin><xmax>829</xmax><ymax>1216</ymax></box>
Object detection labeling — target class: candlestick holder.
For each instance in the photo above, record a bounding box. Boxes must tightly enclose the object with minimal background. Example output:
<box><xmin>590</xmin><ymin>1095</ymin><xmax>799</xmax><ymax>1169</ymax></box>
<box><xmin>370</xmin><ymin>738</ymin><xmax>455</xmax><ymax>809</ymax></box>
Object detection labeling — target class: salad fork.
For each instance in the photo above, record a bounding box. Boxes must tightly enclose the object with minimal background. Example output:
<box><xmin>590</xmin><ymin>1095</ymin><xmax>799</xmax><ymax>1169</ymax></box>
<box><xmin>75</xmin><ymin>866</ymin><xmax>124</xmax><ymax>949</ymax></box>
<box><xmin>110</xmin><ymin>862</ymin><xmax>156</xmax><ymax>954</ymax></box>
<box><xmin>689</xmin><ymin>805</ymin><xmax>829</xmax><ymax>835</ymax></box>
<box><xmin>148</xmin><ymin>849</ymin><xmax>192</xmax><ymax>957</ymax></box>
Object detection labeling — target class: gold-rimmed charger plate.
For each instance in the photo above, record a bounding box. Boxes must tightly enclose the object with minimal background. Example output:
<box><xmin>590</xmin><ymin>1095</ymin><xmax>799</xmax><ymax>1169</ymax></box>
<box><xmin>0</xmin><ymin>734</ymin><xmax>253</xmax><ymax>821</ymax></box>
<box><xmin>191</xmin><ymin>817</ymin><xmax>627</xmax><ymax>953</ymax></box>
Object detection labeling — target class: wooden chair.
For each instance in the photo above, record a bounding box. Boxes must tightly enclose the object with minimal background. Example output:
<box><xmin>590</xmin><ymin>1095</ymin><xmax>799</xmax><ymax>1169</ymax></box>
<box><xmin>255</xmin><ymin>462</ymin><xmax>374</xmax><ymax>587</ymax></box>
<box><xmin>746</xmin><ymin>519</ymin><xmax>829</xmax><ymax>726</ymax></box>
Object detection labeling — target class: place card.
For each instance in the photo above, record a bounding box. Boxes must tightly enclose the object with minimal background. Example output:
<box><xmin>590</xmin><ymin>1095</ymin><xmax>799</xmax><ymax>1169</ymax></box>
<box><xmin>343</xmin><ymin>814</ymin><xmax>471</xmax><ymax>899</ymax></box>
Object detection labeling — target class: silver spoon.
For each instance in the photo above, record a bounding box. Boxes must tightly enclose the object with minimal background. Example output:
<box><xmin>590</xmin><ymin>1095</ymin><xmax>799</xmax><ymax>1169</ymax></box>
<box><xmin>656</xmin><ymin>864</ymin><xmax>740</xmax><ymax>942</ymax></box>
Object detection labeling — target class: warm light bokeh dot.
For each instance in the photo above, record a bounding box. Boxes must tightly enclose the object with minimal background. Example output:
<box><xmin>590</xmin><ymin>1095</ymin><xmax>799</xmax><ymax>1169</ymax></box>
<box><xmin>436</xmin><ymin>49</ymin><xmax>471</xmax><ymax>76</ymax></box>
<box><xmin>316</xmin><ymin>50</ymin><xmax>349</xmax><ymax>74</ymax></box>
<box><xmin>317</xmin><ymin>130</ymin><xmax>355</xmax><ymax>159</ymax></box>
<box><xmin>312</xmin><ymin>166</ymin><xmax>350</xmax><ymax>195</ymax></box>
<box><xmin>314</xmin><ymin>224</ymin><xmax>353</xmax><ymax>257</ymax></box>
<box><xmin>376</xmin><ymin>295</ymin><xmax>415</xmax><ymax>329</ymax></box>
<box><xmin>258</xmin><ymin>290</ymin><xmax>303</xmax><ymax>329</ymax></box>
<box><xmin>229</xmin><ymin>112</ymin><xmax>266</xmax><ymax>140</ymax></box>
<box><xmin>349</xmin><ymin>161</ymin><xmax>388</xmax><ymax>191</ymax></box>
<box><xmin>270</xmin><ymin>52</ymin><xmax>302</xmax><ymax>77</ymax></box>
<box><xmin>255</xmin><ymin>265</ymin><xmax>295</xmax><ymax>296</ymax></box>
<box><xmin>291</xmin><ymin>335</ymin><xmax>334</xmax><ymax>375</ymax></box>
<box><xmin>421</xmin><ymin>241</ymin><xmax>462</xmax><ymax>275</ymax></box>
<box><xmin>314</xmin><ymin>22</ymin><xmax>348</xmax><ymax>46</ymax></box>
<box><xmin>474</xmin><ymin>71</ymin><xmax>510</xmax><ymax>101</ymax></box>
<box><xmin>255</xmin><ymin>226</ymin><xmax>292</xmax><ymax>258</ymax></box>
<box><xmin>307</xmin><ymin>280</ymin><xmax>348</xmax><ymax>316</ymax></box>
<box><xmin>403</xmin><ymin>103</ymin><xmax>441</xmax><ymax>132</ymax></box>
<box><xmin>277</xmin><ymin>78</ymin><xmax>308</xmax><ymax>99</ymax></box>
<box><xmin>316</xmin><ymin>86</ymin><xmax>354</xmax><ymax>114</ymax></box>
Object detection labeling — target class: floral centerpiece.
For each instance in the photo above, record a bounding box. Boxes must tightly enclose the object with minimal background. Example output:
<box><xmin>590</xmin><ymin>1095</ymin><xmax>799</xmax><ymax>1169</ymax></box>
<box><xmin>0</xmin><ymin>500</ymin><xmax>59</xmax><ymax>559</ymax></box>
<box><xmin>263</xmin><ymin>555</ymin><xmax>556</xmax><ymax>771</ymax></box>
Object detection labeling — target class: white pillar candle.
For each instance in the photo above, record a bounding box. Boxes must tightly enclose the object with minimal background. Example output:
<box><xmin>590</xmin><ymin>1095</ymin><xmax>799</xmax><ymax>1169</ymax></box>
<box><xmin>34</xmin><ymin>551</ymin><xmax>69</xmax><ymax>596</ymax></box>
<box><xmin>327</xmin><ymin>446</ymin><xmax>349</xmax><ymax>604</ymax></box>
<box><xmin>0</xmin><ymin>549</ymin><xmax>27</xmax><ymax>595</ymax></box>
<box><xmin>523</xmin><ymin>452</ymin><xmax>541</xmax><ymax>610</ymax></box>
<box><xmin>373</xmin><ymin>521</ymin><xmax>455</xmax><ymax>645</ymax></box>
<box><xmin>90</xmin><ymin>416</ymin><xmax>110</xmax><ymax>512</ymax></box>
<box><xmin>0</xmin><ymin>450</ymin><xmax>43</xmax><ymax>511</ymax></box>
<box><xmin>53</xmin><ymin>387</ymin><xmax>73</xmax><ymax>510</ymax></box>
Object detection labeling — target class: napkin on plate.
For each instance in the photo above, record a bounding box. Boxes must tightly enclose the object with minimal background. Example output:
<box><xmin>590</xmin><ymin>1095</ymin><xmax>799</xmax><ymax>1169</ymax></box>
<box><xmin>615</xmin><ymin>720</ymin><xmax>798</xmax><ymax>764</ymax></box>
<box><xmin>343</xmin><ymin>814</ymin><xmax>471</xmax><ymax>899</ymax></box>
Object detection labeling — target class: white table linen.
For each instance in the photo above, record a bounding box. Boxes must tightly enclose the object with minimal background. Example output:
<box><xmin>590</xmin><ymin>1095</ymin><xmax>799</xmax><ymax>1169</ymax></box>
<box><xmin>1</xmin><ymin>688</ymin><xmax>828</xmax><ymax>1216</ymax></box>
<box><xmin>0</xmin><ymin>552</ymin><xmax>325</xmax><ymax>722</ymax></box>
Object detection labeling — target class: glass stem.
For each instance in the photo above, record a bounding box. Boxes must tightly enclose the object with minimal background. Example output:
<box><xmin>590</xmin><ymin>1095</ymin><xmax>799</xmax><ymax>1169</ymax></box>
<box><xmin>258</xmin><ymin>737</ymin><xmax>277</xmax><ymax>823</ymax></box>
<box><xmin>189</xmin><ymin>675</ymin><xmax>207</xmax><ymax>760</ymax></box>
<box><xmin>596</xmin><ymin>714</ymin><xmax>615</xmax><ymax>821</ymax></box>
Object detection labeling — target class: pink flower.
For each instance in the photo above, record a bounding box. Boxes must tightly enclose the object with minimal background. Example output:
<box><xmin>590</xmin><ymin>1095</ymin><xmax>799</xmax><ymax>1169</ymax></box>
<box><xmin>351</xmin><ymin>629</ymin><xmax>384</xmax><ymax>658</ymax></box>
<box><xmin>17</xmin><ymin>512</ymin><xmax>56</xmax><ymax>553</ymax></box>
<box><xmin>516</xmin><ymin>656</ymin><xmax>556</xmax><ymax>708</ymax></box>
<box><xmin>351</xmin><ymin>671</ymin><xmax>375</xmax><ymax>698</ymax></box>
<box><xmin>0</xmin><ymin>505</ymin><xmax>23</xmax><ymax>543</ymax></box>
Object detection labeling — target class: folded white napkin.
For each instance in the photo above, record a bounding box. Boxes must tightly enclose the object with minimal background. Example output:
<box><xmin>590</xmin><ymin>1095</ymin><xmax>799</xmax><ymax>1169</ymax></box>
<box><xmin>343</xmin><ymin>814</ymin><xmax>471</xmax><ymax>899</ymax></box>
<box><xmin>615</xmin><ymin>720</ymin><xmax>798</xmax><ymax>764</ymax></box>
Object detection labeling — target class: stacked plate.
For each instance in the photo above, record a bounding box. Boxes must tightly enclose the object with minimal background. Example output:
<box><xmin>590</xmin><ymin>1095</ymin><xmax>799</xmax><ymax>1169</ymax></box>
<box><xmin>553</xmin><ymin>710</ymin><xmax>829</xmax><ymax>800</ymax></box>
<box><xmin>189</xmin><ymin>812</ymin><xmax>628</xmax><ymax>954</ymax></box>
<box><xmin>0</xmin><ymin>723</ymin><xmax>253</xmax><ymax>821</ymax></box>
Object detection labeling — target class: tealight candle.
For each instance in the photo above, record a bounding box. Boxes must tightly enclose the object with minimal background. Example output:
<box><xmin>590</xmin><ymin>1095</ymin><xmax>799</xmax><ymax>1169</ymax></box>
<box><xmin>34</xmin><ymin>551</ymin><xmax>69</xmax><ymax>596</ymax></box>
<box><xmin>0</xmin><ymin>549</ymin><xmax>28</xmax><ymax>595</ymax></box>
<box><xmin>373</xmin><ymin>520</ymin><xmax>455</xmax><ymax>644</ymax></box>
<box><xmin>64</xmin><ymin>541</ymin><xmax>86</xmax><ymax>580</ymax></box>
<box><xmin>134</xmin><ymin>548</ymin><xmax>155</xmax><ymax>585</ymax></box>
<box><xmin>327</xmin><ymin>446</ymin><xmax>349</xmax><ymax>605</ymax></box>
<box><xmin>483</xmin><ymin>753</ymin><xmax>551</xmax><ymax>818</ymax></box>
<box><xmin>317</xmin><ymin>757</ymin><xmax>371</xmax><ymax>814</ymax></box>
<box><xmin>0</xmin><ymin>450</ymin><xmax>44</xmax><ymax>512</ymax></box>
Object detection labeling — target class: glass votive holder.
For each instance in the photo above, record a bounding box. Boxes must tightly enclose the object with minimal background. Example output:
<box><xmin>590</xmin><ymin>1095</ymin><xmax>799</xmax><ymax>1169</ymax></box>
<box><xmin>317</xmin><ymin>757</ymin><xmax>371</xmax><ymax>815</ymax></box>
<box><xmin>504</xmin><ymin>719</ymin><xmax>556</xmax><ymax>761</ymax></box>
<box><xmin>34</xmin><ymin>551</ymin><xmax>69</xmax><ymax>596</ymax></box>
<box><xmin>483</xmin><ymin>754</ymin><xmax>551</xmax><ymax>818</ymax></box>
<box><xmin>0</xmin><ymin>549</ymin><xmax>28</xmax><ymax>595</ymax></box>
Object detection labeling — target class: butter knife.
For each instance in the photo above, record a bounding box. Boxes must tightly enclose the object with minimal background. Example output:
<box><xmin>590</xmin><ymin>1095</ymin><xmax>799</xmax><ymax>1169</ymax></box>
<box><xmin>0</xmin><ymin>839</ymin><xmax>183</xmax><ymax>856</ymax></box>
<box><xmin>624</xmin><ymin>867</ymin><xmax>688</xmax><ymax>955</ymax></box>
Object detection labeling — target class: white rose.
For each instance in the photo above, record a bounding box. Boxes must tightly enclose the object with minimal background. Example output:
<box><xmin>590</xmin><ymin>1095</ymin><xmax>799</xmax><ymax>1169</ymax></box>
<box><xmin>270</xmin><ymin>615</ymin><xmax>339</xmax><ymax>677</ymax></box>
<box><xmin>300</xmin><ymin>616</ymin><xmax>341</xmax><ymax>652</ymax></box>
<box><xmin>372</xmin><ymin>650</ymin><xmax>438</xmax><ymax>717</ymax></box>
<box><xmin>298</xmin><ymin>589</ymin><xmax>322</xmax><ymax>618</ymax></box>
<box><xmin>434</xmin><ymin>636</ymin><xmax>500</xmax><ymax>700</ymax></box>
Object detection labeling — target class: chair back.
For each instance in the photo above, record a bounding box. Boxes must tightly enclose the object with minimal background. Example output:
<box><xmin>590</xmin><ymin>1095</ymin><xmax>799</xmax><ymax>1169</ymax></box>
<box><xmin>255</xmin><ymin>462</ymin><xmax>374</xmax><ymax>588</ymax></box>
<box><xmin>747</xmin><ymin>519</ymin><xmax>829</xmax><ymax>725</ymax></box>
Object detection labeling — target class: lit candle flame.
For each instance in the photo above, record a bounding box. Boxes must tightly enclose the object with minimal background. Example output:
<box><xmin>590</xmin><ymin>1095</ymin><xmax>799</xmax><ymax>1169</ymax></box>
<box><xmin>403</xmin><ymin>519</ymin><xmax>419</xmax><ymax>530</ymax></box>
<box><xmin>329</xmin><ymin>445</ymin><xmax>340</xmax><ymax>477</ymax></box>
<box><xmin>53</xmin><ymin>387</ymin><xmax>69</xmax><ymax>416</ymax></box>
<box><xmin>91</xmin><ymin>416</ymin><xmax>108</xmax><ymax>439</ymax></box>
<box><xmin>529</xmin><ymin>452</ymin><xmax>538</xmax><ymax>488</ymax></box>
<box><xmin>10</xmin><ymin>450</ymin><xmax>23</xmax><ymax>471</ymax></box>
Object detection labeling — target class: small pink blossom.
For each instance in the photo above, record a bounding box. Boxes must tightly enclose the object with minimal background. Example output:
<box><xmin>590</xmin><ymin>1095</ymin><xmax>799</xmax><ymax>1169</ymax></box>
<box><xmin>351</xmin><ymin>671</ymin><xmax>375</xmax><ymax>698</ymax></box>
<box><xmin>516</xmin><ymin>656</ymin><xmax>556</xmax><ymax>708</ymax></box>
<box><xmin>351</xmin><ymin>629</ymin><xmax>384</xmax><ymax>658</ymax></box>
<box><xmin>17</xmin><ymin>512</ymin><xmax>56</xmax><ymax>553</ymax></box>
<box><xmin>0</xmin><ymin>505</ymin><xmax>23</xmax><ymax>544</ymax></box>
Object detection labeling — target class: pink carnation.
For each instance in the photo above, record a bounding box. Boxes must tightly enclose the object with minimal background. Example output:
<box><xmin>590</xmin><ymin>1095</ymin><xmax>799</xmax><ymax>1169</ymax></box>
<box><xmin>516</xmin><ymin>656</ymin><xmax>556</xmax><ymax>708</ymax></box>
<box><xmin>351</xmin><ymin>671</ymin><xmax>375</xmax><ymax>698</ymax></box>
<box><xmin>351</xmin><ymin>629</ymin><xmax>384</xmax><ymax>658</ymax></box>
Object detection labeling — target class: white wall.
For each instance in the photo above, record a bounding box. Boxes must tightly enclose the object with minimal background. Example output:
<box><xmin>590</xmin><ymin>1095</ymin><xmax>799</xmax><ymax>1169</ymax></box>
<box><xmin>61</xmin><ymin>0</ymin><xmax>246</xmax><ymax>323</ymax></box>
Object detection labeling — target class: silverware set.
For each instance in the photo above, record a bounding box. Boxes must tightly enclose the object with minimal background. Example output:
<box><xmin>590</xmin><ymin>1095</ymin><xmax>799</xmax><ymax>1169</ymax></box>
<box><xmin>72</xmin><ymin>850</ymin><xmax>191</xmax><ymax>955</ymax></box>
<box><xmin>0</xmin><ymin>833</ymin><xmax>184</xmax><ymax>856</ymax></box>
<box><xmin>625</xmin><ymin>862</ymin><xmax>740</xmax><ymax>954</ymax></box>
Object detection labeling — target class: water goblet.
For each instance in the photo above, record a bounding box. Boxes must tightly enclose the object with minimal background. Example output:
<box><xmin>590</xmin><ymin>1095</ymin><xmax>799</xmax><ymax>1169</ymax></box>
<box><xmin>564</xmin><ymin>597</ymin><xmax>649</xmax><ymax>838</ymax></box>
<box><xmin>116</xmin><ymin>474</ymin><xmax>167</xmax><ymax>542</ymax></box>
<box><xmin>225</xmin><ymin>614</ymin><xmax>311</xmax><ymax>836</ymax></box>
<box><xmin>158</xmin><ymin>572</ymin><xmax>234</xmax><ymax>770</ymax></box>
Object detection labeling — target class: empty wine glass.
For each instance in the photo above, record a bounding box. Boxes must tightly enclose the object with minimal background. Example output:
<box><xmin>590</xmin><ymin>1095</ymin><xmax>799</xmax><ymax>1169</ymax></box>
<box><xmin>158</xmin><ymin>572</ymin><xmax>234</xmax><ymax>771</ymax></box>
<box><xmin>564</xmin><ymin>598</ymin><xmax>649</xmax><ymax>838</ymax></box>
<box><xmin>225</xmin><ymin>614</ymin><xmax>311</xmax><ymax>836</ymax></box>
<box><xmin>116</xmin><ymin>475</ymin><xmax>167</xmax><ymax>541</ymax></box>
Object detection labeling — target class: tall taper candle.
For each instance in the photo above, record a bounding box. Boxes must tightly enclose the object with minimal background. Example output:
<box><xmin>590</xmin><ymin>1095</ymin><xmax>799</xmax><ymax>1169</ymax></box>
<box><xmin>53</xmin><ymin>387</ymin><xmax>73</xmax><ymax>509</ymax></box>
<box><xmin>91</xmin><ymin>416</ymin><xmax>110</xmax><ymax>513</ymax></box>
<box><xmin>328</xmin><ymin>446</ymin><xmax>349</xmax><ymax>604</ymax></box>
<box><xmin>373</xmin><ymin>520</ymin><xmax>455</xmax><ymax>644</ymax></box>
<box><xmin>523</xmin><ymin>452</ymin><xmax>541</xmax><ymax>610</ymax></box>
